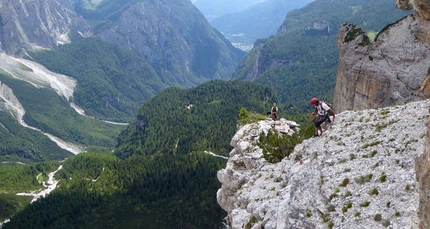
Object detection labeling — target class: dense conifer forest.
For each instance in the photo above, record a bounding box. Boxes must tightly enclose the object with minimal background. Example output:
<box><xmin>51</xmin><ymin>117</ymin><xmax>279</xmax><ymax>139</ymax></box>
<box><xmin>116</xmin><ymin>80</ymin><xmax>278</xmax><ymax>158</ymax></box>
<box><xmin>2</xmin><ymin>153</ymin><xmax>226</xmax><ymax>229</ymax></box>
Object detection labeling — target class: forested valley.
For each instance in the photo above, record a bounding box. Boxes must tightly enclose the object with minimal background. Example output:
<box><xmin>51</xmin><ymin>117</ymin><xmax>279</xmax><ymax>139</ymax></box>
<box><xmin>2</xmin><ymin>80</ymin><xmax>282</xmax><ymax>228</ymax></box>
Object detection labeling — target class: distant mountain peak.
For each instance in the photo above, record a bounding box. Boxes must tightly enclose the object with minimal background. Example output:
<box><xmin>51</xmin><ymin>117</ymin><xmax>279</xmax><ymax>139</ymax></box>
<box><xmin>0</xmin><ymin>0</ymin><xmax>89</xmax><ymax>55</ymax></box>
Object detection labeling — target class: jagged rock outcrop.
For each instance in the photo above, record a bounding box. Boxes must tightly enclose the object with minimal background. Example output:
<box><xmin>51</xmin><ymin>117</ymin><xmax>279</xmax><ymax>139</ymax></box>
<box><xmin>0</xmin><ymin>0</ymin><xmax>89</xmax><ymax>55</ymax></box>
<box><xmin>396</xmin><ymin>0</ymin><xmax>430</xmax><ymax>21</ymax></box>
<box><xmin>217</xmin><ymin>100</ymin><xmax>430</xmax><ymax>229</ymax></box>
<box><xmin>217</xmin><ymin>118</ymin><xmax>300</xmax><ymax>213</ymax></box>
<box><xmin>333</xmin><ymin>1</ymin><xmax>430</xmax><ymax>112</ymax></box>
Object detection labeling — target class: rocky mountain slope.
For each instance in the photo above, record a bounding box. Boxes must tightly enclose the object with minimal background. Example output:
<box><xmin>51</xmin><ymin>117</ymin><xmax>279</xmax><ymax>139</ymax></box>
<box><xmin>0</xmin><ymin>0</ymin><xmax>89</xmax><ymax>55</ymax></box>
<box><xmin>89</xmin><ymin>0</ymin><xmax>244</xmax><ymax>85</ymax></box>
<box><xmin>333</xmin><ymin>0</ymin><xmax>430</xmax><ymax>112</ymax></box>
<box><xmin>217</xmin><ymin>99</ymin><xmax>430</xmax><ymax>228</ymax></box>
<box><xmin>0</xmin><ymin>0</ymin><xmax>243</xmax><ymax>86</ymax></box>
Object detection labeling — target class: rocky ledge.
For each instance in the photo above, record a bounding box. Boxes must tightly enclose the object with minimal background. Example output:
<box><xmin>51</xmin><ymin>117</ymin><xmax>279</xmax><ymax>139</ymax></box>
<box><xmin>217</xmin><ymin>100</ymin><xmax>430</xmax><ymax>229</ymax></box>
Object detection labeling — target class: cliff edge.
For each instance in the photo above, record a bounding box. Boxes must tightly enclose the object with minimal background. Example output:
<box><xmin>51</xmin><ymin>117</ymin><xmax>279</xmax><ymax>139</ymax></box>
<box><xmin>217</xmin><ymin>100</ymin><xmax>430</xmax><ymax>229</ymax></box>
<box><xmin>333</xmin><ymin>0</ymin><xmax>430</xmax><ymax>112</ymax></box>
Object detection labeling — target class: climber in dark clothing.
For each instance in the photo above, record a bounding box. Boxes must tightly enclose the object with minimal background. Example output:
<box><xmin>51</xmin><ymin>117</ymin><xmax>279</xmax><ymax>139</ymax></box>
<box><xmin>266</xmin><ymin>103</ymin><xmax>278</xmax><ymax>121</ymax></box>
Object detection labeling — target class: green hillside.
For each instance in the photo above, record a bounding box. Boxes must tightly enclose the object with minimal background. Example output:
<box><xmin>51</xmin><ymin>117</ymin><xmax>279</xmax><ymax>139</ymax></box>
<box><xmin>1</xmin><ymin>152</ymin><xmax>226</xmax><ymax>229</ymax></box>
<box><xmin>0</xmin><ymin>111</ymin><xmax>71</xmax><ymax>163</ymax></box>
<box><xmin>116</xmin><ymin>79</ymin><xmax>279</xmax><ymax>158</ymax></box>
<box><xmin>2</xmin><ymin>80</ymin><xmax>279</xmax><ymax>228</ymax></box>
<box><xmin>234</xmin><ymin>0</ymin><xmax>411</xmax><ymax>113</ymax></box>
<box><xmin>27</xmin><ymin>32</ymin><xmax>164</xmax><ymax>123</ymax></box>
<box><xmin>0</xmin><ymin>72</ymin><xmax>126</xmax><ymax>158</ymax></box>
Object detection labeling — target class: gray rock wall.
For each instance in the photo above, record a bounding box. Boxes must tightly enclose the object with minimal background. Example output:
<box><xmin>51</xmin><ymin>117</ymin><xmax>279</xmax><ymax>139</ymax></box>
<box><xmin>333</xmin><ymin>15</ymin><xmax>430</xmax><ymax>113</ymax></box>
<box><xmin>0</xmin><ymin>0</ymin><xmax>88</xmax><ymax>55</ymax></box>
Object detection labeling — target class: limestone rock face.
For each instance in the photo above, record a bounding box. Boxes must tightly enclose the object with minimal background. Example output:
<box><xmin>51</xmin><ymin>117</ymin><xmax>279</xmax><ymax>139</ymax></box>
<box><xmin>333</xmin><ymin>15</ymin><xmax>430</xmax><ymax>113</ymax></box>
<box><xmin>396</xmin><ymin>0</ymin><xmax>430</xmax><ymax>20</ymax></box>
<box><xmin>333</xmin><ymin>1</ymin><xmax>430</xmax><ymax>113</ymax></box>
<box><xmin>217</xmin><ymin>100</ymin><xmax>430</xmax><ymax>229</ymax></box>
<box><xmin>217</xmin><ymin>118</ymin><xmax>300</xmax><ymax>214</ymax></box>
<box><xmin>0</xmin><ymin>0</ymin><xmax>88</xmax><ymax>55</ymax></box>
